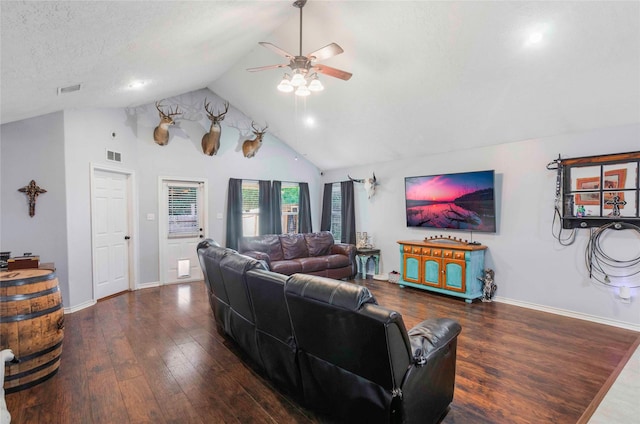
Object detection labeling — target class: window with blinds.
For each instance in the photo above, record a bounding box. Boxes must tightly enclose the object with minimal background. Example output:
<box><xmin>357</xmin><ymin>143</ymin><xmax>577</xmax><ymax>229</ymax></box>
<box><xmin>242</xmin><ymin>180</ymin><xmax>260</xmax><ymax>236</ymax></box>
<box><xmin>168</xmin><ymin>185</ymin><xmax>199</xmax><ymax>237</ymax></box>
<box><xmin>281</xmin><ymin>182</ymin><xmax>300</xmax><ymax>234</ymax></box>
<box><xmin>330</xmin><ymin>183</ymin><xmax>342</xmax><ymax>242</ymax></box>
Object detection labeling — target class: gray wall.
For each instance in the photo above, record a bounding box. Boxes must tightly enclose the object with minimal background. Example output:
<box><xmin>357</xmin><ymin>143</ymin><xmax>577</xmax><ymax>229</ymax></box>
<box><xmin>0</xmin><ymin>111</ymin><xmax>70</xmax><ymax>304</ymax></box>
<box><xmin>321</xmin><ymin>123</ymin><xmax>640</xmax><ymax>328</ymax></box>
<box><xmin>1</xmin><ymin>88</ymin><xmax>321</xmax><ymax>309</ymax></box>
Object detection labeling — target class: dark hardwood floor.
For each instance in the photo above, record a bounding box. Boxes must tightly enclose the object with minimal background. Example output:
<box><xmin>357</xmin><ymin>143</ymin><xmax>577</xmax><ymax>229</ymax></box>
<box><xmin>5</xmin><ymin>278</ymin><xmax>639</xmax><ymax>424</ymax></box>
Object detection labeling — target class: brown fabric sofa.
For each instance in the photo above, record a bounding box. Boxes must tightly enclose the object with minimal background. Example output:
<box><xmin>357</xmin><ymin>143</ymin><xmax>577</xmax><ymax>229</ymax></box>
<box><xmin>238</xmin><ymin>231</ymin><xmax>356</xmax><ymax>279</ymax></box>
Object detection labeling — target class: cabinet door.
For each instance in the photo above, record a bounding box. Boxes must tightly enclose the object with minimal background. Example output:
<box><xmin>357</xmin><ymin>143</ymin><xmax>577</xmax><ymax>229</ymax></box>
<box><xmin>422</xmin><ymin>257</ymin><xmax>442</xmax><ymax>287</ymax></box>
<box><xmin>403</xmin><ymin>254</ymin><xmax>421</xmax><ymax>284</ymax></box>
<box><xmin>443</xmin><ymin>259</ymin><xmax>466</xmax><ymax>292</ymax></box>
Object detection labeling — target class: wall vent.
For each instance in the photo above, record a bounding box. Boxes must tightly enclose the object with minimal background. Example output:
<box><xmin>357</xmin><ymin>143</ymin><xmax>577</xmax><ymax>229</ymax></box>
<box><xmin>57</xmin><ymin>84</ymin><xmax>82</xmax><ymax>95</ymax></box>
<box><xmin>106</xmin><ymin>150</ymin><xmax>122</xmax><ymax>163</ymax></box>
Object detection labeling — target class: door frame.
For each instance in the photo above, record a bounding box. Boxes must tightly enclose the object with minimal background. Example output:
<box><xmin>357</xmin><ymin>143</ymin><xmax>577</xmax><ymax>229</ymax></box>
<box><xmin>89</xmin><ymin>163</ymin><xmax>139</xmax><ymax>300</ymax></box>
<box><xmin>158</xmin><ymin>176</ymin><xmax>208</xmax><ymax>285</ymax></box>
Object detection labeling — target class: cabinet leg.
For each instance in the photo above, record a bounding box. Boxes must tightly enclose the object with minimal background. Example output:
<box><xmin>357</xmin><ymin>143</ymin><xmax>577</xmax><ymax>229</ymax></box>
<box><xmin>465</xmin><ymin>298</ymin><xmax>473</xmax><ymax>304</ymax></box>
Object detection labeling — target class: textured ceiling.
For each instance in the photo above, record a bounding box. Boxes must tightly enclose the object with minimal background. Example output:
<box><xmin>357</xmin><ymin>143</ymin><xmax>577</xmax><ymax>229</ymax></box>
<box><xmin>2</xmin><ymin>1</ymin><xmax>639</xmax><ymax>171</ymax></box>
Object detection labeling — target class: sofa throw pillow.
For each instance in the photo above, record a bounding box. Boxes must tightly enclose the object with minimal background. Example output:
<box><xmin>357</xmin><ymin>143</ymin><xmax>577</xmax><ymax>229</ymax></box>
<box><xmin>305</xmin><ymin>232</ymin><xmax>334</xmax><ymax>257</ymax></box>
<box><xmin>280</xmin><ymin>234</ymin><xmax>309</xmax><ymax>260</ymax></box>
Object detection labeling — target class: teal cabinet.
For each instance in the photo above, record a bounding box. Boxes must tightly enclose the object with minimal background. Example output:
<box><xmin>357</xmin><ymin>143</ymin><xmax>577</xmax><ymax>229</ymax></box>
<box><xmin>398</xmin><ymin>240</ymin><xmax>487</xmax><ymax>303</ymax></box>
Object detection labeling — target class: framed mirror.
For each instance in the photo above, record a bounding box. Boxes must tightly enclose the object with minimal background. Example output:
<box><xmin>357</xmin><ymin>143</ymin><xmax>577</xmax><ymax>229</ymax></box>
<box><xmin>560</xmin><ymin>152</ymin><xmax>640</xmax><ymax>229</ymax></box>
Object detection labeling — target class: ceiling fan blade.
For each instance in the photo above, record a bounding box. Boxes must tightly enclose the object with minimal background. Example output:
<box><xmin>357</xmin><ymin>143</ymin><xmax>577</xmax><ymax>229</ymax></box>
<box><xmin>312</xmin><ymin>64</ymin><xmax>353</xmax><ymax>81</ymax></box>
<box><xmin>247</xmin><ymin>63</ymin><xmax>289</xmax><ymax>72</ymax></box>
<box><xmin>259</xmin><ymin>42</ymin><xmax>295</xmax><ymax>60</ymax></box>
<box><xmin>307</xmin><ymin>43</ymin><xmax>344</xmax><ymax>62</ymax></box>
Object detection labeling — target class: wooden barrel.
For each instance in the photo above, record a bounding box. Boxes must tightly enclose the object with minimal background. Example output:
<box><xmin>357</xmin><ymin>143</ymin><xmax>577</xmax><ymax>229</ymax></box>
<box><xmin>1</xmin><ymin>268</ymin><xmax>64</xmax><ymax>393</ymax></box>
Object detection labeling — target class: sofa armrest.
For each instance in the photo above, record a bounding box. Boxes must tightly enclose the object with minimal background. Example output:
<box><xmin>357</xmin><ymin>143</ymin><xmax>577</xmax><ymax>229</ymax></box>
<box><xmin>241</xmin><ymin>250</ymin><xmax>271</xmax><ymax>268</ymax></box>
<box><xmin>331</xmin><ymin>243</ymin><xmax>357</xmax><ymax>277</ymax></box>
<box><xmin>408</xmin><ymin>318</ymin><xmax>461</xmax><ymax>363</ymax></box>
<box><xmin>331</xmin><ymin>243</ymin><xmax>355</xmax><ymax>257</ymax></box>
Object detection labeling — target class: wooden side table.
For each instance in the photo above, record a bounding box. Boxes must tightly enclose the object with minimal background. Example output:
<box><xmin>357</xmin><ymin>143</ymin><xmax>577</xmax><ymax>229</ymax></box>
<box><xmin>356</xmin><ymin>248</ymin><xmax>381</xmax><ymax>279</ymax></box>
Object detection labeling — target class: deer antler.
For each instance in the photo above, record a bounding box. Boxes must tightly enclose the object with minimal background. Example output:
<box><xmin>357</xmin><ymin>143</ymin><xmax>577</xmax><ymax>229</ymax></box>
<box><xmin>167</xmin><ymin>105</ymin><xmax>181</xmax><ymax>117</ymax></box>
<box><xmin>251</xmin><ymin>121</ymin><xmax>268</xmax><ymax>133</ymax></box>
<box><xmin>155</xmin><ymin>100</ymin><xmax>181</xmax><ymax>118</ymax></box>
<box><xmin>155</xmin><ymin>100</ymin><xmax>166</xmax><ymax>115</ymax></box>
<box><xmin>204</xmin><ymin>100</ymin><xmax>229</xmax><ymax>120</ymax></box>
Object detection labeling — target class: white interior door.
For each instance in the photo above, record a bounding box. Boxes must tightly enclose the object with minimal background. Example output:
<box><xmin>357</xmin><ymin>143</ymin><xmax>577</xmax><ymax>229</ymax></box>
<box><xmin>160</xmin><ymin>179</ymin><xmax>207</xmax><ymax>284</ymax></box>
<box><xmin>92</xmin><ymin>169</ymin><xmax>131</xmax><ymax>299</ymax></box>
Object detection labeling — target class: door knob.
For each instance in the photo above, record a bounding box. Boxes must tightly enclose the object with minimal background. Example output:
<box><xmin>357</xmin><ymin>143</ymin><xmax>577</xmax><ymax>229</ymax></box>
<box><xmin>124</xmin><ymin>236</ymin><xmax>131</xmax><ymax>240</ymax></box>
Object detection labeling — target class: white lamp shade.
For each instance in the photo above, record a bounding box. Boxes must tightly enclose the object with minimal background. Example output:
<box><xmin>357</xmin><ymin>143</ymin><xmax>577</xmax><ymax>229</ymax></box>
<box><xmin>277</xmin><ymin>80</ymin><xmax>294</xmax><ymax>92</ymax></box>
<box><xmin>295</xmin><ymin>85</ymin><xmax>311</xmax><ymax>96</ymax></box>
<box><xmin>290</xmin><ymin>73</ymin><xmax>306</xmax><ymax>87</ymax></box>
<box><xmin>308</xmin><ymin>78</ymin><xmax>324</xmax><ymax>92</ymax></box>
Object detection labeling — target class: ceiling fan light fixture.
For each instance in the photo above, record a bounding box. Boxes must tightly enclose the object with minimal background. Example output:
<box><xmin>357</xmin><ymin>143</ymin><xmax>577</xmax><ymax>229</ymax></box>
<box><xmin>277</xmin><ymin>74</ymin><xmax>294</xmax><ymax>92</ymax></box>
<box><xmin>295</xmin><ymin>85</ymin><xmax>311</xmax><ymax>97</ymax></box>
<box><xmin>308</xmin><ymin>75</ymin><xmax>324</xmax><ymax>92</ymax></box>
<box><xmin>290</xmin><ymin>72</ymin><xmax>306</xmax><ymax>87</ymax></box>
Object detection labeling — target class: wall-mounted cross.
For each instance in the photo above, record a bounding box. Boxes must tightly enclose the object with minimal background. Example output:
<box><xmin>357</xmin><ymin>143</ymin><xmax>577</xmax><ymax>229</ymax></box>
<box><xmin>604</xmin><ymin>194</ymin><xmax>627</xmax><ymax>217</ymax></box>
<box><xmin>18</xmin><ymin>180</ymin><xmax>47</xmax><ymax>217</ymax></box>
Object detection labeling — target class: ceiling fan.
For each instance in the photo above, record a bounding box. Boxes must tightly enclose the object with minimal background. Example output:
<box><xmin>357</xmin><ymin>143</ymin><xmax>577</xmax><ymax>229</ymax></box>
<box><xmin>247</xmin><ymin>0</ymin><xmax>352</xmax><ymax>94</ymax></box>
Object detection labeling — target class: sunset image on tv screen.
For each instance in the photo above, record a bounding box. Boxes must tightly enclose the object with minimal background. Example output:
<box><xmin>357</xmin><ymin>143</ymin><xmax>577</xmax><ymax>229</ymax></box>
<box><xmin>405</xmin><ymin>170</ymin><xmax>496</xmax><ymax>232</ymax></box>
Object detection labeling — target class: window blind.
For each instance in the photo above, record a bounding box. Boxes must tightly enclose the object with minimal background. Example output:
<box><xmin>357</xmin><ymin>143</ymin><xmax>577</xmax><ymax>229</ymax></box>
<box><xmin>168</xmin><ymin>186</ymin><xmax>199</xmax><ymax>237</ymax></box>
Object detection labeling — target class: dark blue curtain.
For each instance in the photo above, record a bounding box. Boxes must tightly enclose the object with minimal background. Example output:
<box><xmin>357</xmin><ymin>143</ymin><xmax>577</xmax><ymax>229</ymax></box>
<box><xmin>341</xmin><ymin>181</ymin><xmax>356</xmax><ymax>244</ymax></box>
<box><xmin>320</xmin><ymin>183</ymin><xmax>333</xmax><ymax>231</ymax></box>
<box><xmin>258</xmin><ymin>180</ymin><xmax>272</xmax><ymax>235</ymax></box>
<box><xmin>226</xmin><ymin>178</ymin><xmax>243</xmax><ymax>250</ymax></box>
<box><xmin>271</xmin><ymin>180</ymin><xmax>282</xmax><ymax>234</ymax></box>
<box><xmin>298</xmin><ymin>182</ymin><xmax>312</xmax><ymax>233</ymax></box>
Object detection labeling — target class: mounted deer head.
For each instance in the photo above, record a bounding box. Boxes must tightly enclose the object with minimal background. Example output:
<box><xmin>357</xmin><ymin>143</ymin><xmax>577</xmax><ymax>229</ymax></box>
<box><xmin>242</xmin><ymin>122</ymin><xmax>268</xmax><ymax>158</ymax></box>
<box><xmin>153</xmin><ymin>101</ymin><xmax>181</xmax><ymax>145</ymax></box>
<box><xmin>348</xmin><ymin>172</ymin><xmax>378</xmax><ymax>199</ymax></box>
<box><xmin>201</xmin><ymin>99</ymin><xmax>229</xmax><ymax>156</ymax></box>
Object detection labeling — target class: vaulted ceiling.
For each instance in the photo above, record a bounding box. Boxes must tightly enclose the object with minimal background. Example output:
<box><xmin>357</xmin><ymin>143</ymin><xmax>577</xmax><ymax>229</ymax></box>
<box><xmin>2</xmin><ymin>1</ymin><xmax>639</xmax><ymax>170</ymax></box>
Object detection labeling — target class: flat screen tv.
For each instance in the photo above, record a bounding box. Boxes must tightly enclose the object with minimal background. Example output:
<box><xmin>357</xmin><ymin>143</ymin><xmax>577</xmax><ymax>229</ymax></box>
<box><xmin>405</xmin><ymin>170</ymin><xmax>496</xmax><ymax>232</ymax></box>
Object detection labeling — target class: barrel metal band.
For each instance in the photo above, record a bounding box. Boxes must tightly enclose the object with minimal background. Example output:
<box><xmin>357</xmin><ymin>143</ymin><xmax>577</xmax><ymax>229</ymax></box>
<box><xmin>0</xmin><ymin>271</ymin><xmax>57</xmax><ymax>287</ymax></box>
<box><xmin>4</xmin><ymin>354</ymin><xmax>61</xmax><ymax>382</ymax></box>
<box><xmin>0</xmin><ymin>285</ymin><xmax>59</xmax><ymax>302</ymax></box>
<box><xmin>4</xmin><ymin>369</ymin><xmax>59</xmax><ymax>394</ymax></box>
<box><xmin>7</xmin><ymin>340</ymin><xmax>63</xmax><ymax>364</ymax></box>
<box><xmin>1</xmin><ymin>302</ymin><xmax>63</xmax><ymax>322</ymax></box>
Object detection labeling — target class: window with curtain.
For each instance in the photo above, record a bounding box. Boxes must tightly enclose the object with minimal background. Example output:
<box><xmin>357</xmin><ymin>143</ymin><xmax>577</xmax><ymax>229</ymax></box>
<box><xmin>321</xmin><ymin>181</ymin><xmax>354</xmax><ymax>244</ymax></box>
<box><xmin>168</xmin><ymin>185</ymin><xmax>199</xmax><ymax>237</ymax></box>
<box><xmin>242</xmin><ymin>180</ymin><xmax>260</xmax><ymax>236</ymax></box>
<box><xmin>281</xmin><ymin>182</ymin><xmax>300</xmax><ymax>233</ymax></box>
<box><xmin>330</xmin><ymin>183</ymin><xmax>342</xmax><ymax>241</ymax></box>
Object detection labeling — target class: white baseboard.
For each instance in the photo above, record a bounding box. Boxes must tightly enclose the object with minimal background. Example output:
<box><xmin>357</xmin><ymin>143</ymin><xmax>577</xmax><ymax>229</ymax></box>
<box><xmin>64</xmin><ymin>299</ymin><xmax>96</xmax><ymax>314</ymax></box>
<box><xmin>136</xmin><ymin>281</ymin><xmax>160</xmax><ymax>290</ymax></box>
<box><xmin>493</xmin><ymin>296</ymin><xmax>640</xmax><ymax>332</ymax></box>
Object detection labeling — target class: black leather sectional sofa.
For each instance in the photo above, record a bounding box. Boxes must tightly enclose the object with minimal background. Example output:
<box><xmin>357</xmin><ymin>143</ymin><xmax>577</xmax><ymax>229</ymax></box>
<box><xmin>197</xmin><ymin>239</ymin><xmax>462</xmax><ymax>424</ymax></box>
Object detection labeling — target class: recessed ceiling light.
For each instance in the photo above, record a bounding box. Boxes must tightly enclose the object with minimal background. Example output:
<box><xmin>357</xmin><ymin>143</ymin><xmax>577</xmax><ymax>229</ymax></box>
<box><xmin>528</xmin><ymin>32</ymin><xmax>543</xmax><ymax>44</ymax></box>
<box><xmin>128</xmin><ymin>80</ymin><xmax>146</xmax><ymax>89</ymax></box>
<box><xmin>305</xmin><ymin>116</ymin><xmax>315</xmax><ymax>127</ymax></box>
<box><xmin>524</xmin><ymin>24</ymin><xmax>549</xmax><ymax>47</ymax></box>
